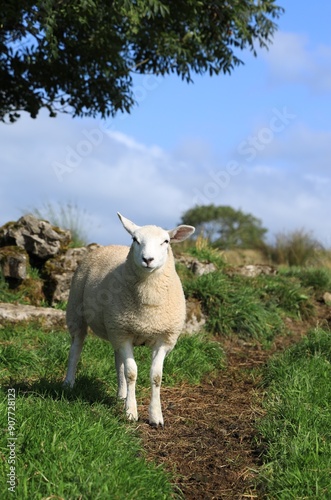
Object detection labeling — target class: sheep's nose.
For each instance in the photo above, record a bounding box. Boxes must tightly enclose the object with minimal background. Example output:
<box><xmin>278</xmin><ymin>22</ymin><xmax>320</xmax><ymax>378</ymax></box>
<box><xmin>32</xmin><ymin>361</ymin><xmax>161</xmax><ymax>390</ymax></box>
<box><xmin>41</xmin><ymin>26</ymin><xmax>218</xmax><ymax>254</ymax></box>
<box><xmin>143</xmin><ymin>257</ymin><xmax>154</xmax><ymax>266</ymax></box>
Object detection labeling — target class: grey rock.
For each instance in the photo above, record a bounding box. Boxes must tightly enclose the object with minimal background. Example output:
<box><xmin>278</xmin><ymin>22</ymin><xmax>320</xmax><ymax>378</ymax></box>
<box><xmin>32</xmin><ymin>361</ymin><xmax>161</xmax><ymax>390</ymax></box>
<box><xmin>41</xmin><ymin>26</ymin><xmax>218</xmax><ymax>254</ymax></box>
<box><xmin>44</xmin><ymin>244</ymin><xmax>101</xmax><ymax>304</ymax></box>
<box><xmin>0</xmin><ymin>215</ymin><xmax>71</xmax><ymax>260</ymax></box>
<box><xmin>191</xmin><ymin>260</ymin><xmax>217</xmax><ymax>277</ymax></box>
<box><xmin>228</xmin><ymin>264</ymin><xmax>277</xmax><ymax>278</ymax></box>
<box><xmin>0</xmin><ymin>302</ymin><xmax>66</xmax><ymax>330</ymax></box>
<box><xmin>177</xmin><ymin>255</ymin><xmax>217</xmax><ymax>276</ymax></box>
<box><xmin>0</xmin><ymin>246</ymin><xmax>29</xmax><ymax>281</ymax></box>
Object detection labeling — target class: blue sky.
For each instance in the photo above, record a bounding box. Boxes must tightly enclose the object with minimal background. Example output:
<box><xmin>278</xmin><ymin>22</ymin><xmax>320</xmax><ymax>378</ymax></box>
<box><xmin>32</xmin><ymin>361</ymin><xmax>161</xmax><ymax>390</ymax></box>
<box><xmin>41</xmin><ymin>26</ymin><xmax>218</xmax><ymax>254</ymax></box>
<box><xmin>1</xmin><ymin>1</ymin><xmax>331</xmax><ymax>246</ymax></box>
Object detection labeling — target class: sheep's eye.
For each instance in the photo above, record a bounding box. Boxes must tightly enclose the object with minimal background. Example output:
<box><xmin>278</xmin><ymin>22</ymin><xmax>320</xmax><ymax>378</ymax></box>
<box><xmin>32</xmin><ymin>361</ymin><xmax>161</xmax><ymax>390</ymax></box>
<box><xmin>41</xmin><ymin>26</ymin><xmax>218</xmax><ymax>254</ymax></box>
<box><xmin>163</xmin><ymin>239</ymin><xmax>169</xmax><ymax>245</ymax></box>
<box><xmin>133</xmin><ymin>237</ymin><xmax>140</xmax><ymax>244</ymax></box>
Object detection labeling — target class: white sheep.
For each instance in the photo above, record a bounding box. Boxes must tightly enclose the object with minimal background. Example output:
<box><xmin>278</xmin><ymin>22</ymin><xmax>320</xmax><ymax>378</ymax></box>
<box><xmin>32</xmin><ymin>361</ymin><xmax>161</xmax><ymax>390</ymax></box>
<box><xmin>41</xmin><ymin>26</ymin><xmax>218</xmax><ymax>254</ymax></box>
<box><xmin>64</xmin><ymin>213</ymin><xmax>195</xmax><ymax>426</ymax></box>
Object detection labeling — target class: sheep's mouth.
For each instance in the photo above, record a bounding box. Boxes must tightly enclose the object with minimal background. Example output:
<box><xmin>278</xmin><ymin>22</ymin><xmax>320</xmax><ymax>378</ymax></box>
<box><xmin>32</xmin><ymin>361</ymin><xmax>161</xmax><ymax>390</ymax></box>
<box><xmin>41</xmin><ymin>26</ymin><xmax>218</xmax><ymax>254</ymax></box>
<box><xmin>142</xmin><ymin>265</ymin><xmax>155</xmax><ymax>271</ymax></box>
<box><xmin>141</xmin><ymin>263</ymin><xmax>157</xmax><ymax>272</ymax></box>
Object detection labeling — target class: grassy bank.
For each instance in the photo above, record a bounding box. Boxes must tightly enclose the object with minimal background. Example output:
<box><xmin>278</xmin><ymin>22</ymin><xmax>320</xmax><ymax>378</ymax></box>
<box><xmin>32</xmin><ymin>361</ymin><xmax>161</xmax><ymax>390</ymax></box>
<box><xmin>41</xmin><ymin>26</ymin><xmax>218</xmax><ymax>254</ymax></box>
<box><xmin>182</xmin><ymin>250</ymin><xmax>331</xmax><ymax>344</ymax></box>
<box><xmin>258</xmin><ymin>327</ymin><xmax>331</xmax><ymax>498</ymax></box>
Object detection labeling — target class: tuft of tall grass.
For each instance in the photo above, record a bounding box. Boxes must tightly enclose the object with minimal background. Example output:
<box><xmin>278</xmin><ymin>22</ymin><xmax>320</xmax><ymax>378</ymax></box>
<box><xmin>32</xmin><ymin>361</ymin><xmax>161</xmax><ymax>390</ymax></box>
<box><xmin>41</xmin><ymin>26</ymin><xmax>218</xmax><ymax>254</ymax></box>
<box><xmin>27</xmin><ymin>201</ymin><xmax>91</xmax><ymax>247</ymax></box>
<box><xmin>258</xmin><ymin>327</ymin><xmax>331</xmax><ymax>498</ymax></box>
<box><xmin>270</xmin><ymin>229</ymin><xmax>324</xmax><ymax>267</ymax></box>
<box><xmin>183</xmin><ymin>239</ymin><xmax>318</xmax><ymax>343</ymax></box>
<box><xmin>188</xmin><ymin>235</ymin><xmax>226</xmax><ymax>269</ymax></box>
<box><xmin>0</xmin><ymin>269</ymin><xmax>15</xmax><ymax>303</ymax></box>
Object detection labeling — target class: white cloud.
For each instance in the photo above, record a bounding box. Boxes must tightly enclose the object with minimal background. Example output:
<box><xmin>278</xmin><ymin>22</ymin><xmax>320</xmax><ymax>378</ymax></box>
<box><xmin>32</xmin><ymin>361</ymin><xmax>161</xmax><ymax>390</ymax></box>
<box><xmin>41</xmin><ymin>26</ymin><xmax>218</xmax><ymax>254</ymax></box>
<box><xmin>1</xmin><ymin>111</ymin><xmax>331</xmax><ymax>247</ymax></box>
<box><xmin>0</xmin><ymin>112</ymin><xmax>196</xmax><ymax>243</ymax></box>
<box><xmin>220</xmin><ymin>165</ymin><xmax>331</xmax><ymax>246</ymax></box>
<box><xmin>266</xmin><ymin>32</ymin><xmax>313</xmax><ymax>80</ymax></box>
<box><xmin>264</xmin><ymin>31</ymin><xmax>331</xmax><ymax>92</ymax></box>
<box><xmin>264</xmin><ymin>123</ymin><xmax>331</xmax><ymax>175</ymax></box>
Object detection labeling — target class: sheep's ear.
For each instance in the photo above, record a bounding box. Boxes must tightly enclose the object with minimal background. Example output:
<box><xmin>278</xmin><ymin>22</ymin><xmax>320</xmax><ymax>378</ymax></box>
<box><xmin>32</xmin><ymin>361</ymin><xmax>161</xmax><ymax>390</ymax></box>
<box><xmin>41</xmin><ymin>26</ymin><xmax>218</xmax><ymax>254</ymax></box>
<box><xmin>117</xmin><ymin>213</ymin><xmax>140</xmax><ymax>236</ymax></box>
<box><xmin>168</xmin><ymin>225</ymin><xmax>195</xmax><ymax>243</ymax></box>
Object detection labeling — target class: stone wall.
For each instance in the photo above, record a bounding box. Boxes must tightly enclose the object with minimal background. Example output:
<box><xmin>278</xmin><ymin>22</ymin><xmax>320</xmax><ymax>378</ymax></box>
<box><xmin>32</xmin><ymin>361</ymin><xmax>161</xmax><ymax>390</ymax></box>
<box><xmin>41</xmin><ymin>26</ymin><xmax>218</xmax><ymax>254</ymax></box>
<box><xmin>0</xmin><ymin>215</ymin><xmax>99</xmax><ymax>305</ymax></box>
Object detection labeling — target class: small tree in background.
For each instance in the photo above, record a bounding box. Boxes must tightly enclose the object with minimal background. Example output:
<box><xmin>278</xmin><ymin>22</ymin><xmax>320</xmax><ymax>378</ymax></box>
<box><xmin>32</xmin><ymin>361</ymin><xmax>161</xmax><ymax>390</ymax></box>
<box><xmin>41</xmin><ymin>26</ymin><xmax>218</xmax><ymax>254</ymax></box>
<box><xmin>181</xmin><ymin>204</ymin><xmax>267</xmax><ymax>249</ymax></box>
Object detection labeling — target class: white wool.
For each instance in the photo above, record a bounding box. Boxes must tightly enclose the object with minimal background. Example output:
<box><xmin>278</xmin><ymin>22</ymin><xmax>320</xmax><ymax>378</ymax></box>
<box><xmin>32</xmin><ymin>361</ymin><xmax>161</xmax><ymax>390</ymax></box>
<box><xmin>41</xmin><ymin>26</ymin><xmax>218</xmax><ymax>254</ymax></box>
<box><xmin>64</xmin><ymin>213</ymin><xmax>195</xmax><ymax>426</ymax></box>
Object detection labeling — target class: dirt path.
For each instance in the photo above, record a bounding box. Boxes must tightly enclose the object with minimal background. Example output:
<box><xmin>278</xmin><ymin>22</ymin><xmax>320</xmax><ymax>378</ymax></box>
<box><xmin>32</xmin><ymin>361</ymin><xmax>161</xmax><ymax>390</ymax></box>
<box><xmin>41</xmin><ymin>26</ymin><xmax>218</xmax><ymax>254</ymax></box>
<box><xmin>139</xmin><ymin>306</ymin><xmax>330</xmax><ymax>499</ymax></box>
<box><xmin>139</xmin><ymin>340</ymin><xmax>268</xmax><ymax>499</ymax></box>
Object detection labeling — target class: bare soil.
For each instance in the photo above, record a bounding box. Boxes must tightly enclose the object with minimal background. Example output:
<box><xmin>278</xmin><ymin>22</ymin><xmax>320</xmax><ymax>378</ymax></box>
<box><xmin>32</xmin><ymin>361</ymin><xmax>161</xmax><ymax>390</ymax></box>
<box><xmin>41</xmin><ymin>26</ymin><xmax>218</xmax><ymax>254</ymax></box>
<box><xmin>138</xmin><ymin>303</ymin><xmax>331</xmax><ymax>499</ymax></box>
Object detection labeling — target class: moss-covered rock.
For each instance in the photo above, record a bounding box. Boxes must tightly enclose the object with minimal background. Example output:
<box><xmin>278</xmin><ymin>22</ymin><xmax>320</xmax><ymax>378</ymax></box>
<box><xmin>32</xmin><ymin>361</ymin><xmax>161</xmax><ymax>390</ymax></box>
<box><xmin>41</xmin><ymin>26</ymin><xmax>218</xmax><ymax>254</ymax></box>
<box><xmin>43</xmin><ymin>244</ymin><xmax>101</xmax><ymax>305</ymax></box>
<box><xmin>0</xmin><ymin>214</ymin><xmax>71</xmax><ymax>263</ymax></box>
<box><xmin>0</xmin><ymin>245</ymin><xmax>29</xmax><ymax>282</ymax></box>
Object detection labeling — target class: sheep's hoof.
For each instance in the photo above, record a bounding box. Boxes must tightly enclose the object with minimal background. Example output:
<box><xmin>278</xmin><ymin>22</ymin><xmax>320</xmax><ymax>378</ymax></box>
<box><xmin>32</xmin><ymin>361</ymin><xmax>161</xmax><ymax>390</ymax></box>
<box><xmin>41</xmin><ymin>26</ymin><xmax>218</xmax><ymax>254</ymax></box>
<box><xmin>149</xmin><ymin>407</ymin><xmax>164</xmax><ymax>428</ymax></box>
<box><xmin>62</xmin><ymin>379</ymin><xmax>74</xmax><ymax>389</ymax></box>
<box><xmin>148</xmin><ymin>413</ymin><xmax>165</xmax><ymax>428</ymax></box>
<box><xmin>126</xmin><ymin>410</ymin><xmax>139</xmax><ymax>422</ymax></box>
<box><xmin>149</xmin><ymin>421</ymin><xmax>164</xmax><ymax>429</ymax></box>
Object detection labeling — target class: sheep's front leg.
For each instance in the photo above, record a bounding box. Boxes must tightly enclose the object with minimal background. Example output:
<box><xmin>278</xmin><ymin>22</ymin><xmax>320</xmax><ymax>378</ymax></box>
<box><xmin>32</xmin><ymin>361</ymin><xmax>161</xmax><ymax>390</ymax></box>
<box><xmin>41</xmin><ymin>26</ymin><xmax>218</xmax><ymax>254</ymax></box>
<box><xmin>118</xmin><ymin>341</ymin><xmax>138</xmax><ymax>421</ymax></box>
<box><xmin>149</xmin><ymin>344</ymin><xmax>171</xmax><ymax>427</ymax></box>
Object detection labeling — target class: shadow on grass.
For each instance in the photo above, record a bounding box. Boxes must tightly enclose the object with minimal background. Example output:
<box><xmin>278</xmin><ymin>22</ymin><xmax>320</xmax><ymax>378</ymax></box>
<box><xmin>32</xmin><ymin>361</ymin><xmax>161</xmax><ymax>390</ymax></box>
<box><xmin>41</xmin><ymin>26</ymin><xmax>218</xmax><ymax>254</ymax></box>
<box><xmin>5</xmin><ymin>376</ymin><xmax>118</xmax><ymax>409</ymax></box>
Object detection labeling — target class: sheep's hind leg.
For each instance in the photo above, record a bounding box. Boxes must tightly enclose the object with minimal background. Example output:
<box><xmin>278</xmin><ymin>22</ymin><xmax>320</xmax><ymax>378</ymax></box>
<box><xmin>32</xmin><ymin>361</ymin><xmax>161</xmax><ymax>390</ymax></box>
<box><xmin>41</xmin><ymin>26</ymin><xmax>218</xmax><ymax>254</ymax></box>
<box><xmin>115</xmin><ymin>349</ymin><xmax>127</xmax><ymax>399</ymax></box>
<box><xmin>149</xmin><ymin>344</ymin><xmax>171</xmax><ymax>427</ymax></box>
<box><xmin>119</xmin><ymin>341</ymin><xmax>138</xmax><ymax>421</ymax></box>
<box><xmin>63</xmin><ymin>324</ymin><xmax>87</xmax><ymax>388</ymax></box>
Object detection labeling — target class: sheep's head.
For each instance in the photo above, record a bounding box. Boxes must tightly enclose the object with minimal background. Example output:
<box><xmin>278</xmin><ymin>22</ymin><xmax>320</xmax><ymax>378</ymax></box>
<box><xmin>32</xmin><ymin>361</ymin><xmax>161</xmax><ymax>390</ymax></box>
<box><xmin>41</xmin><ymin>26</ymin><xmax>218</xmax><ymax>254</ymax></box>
<box><xmin>118</xmin><ymin>213</ymin><xmax>195</xmax><ymax>273</ymax></box>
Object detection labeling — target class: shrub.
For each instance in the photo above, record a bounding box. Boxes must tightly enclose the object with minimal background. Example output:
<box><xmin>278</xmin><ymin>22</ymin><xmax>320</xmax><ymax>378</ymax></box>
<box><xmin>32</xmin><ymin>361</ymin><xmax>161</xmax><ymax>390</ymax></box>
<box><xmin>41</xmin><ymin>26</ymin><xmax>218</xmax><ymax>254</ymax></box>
<box><xmin>270</xmin><ymin>229</ymin><xmax>323</xmax><ymax>267</ymax></box>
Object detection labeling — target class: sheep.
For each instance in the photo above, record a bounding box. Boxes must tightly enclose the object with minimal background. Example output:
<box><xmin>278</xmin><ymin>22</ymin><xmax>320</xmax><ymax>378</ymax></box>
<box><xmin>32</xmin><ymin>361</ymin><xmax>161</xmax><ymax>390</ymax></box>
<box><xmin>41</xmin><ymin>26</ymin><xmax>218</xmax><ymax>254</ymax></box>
<box><xmin>64</xmin><ymin>213</ymin><xmax>195</xmax><ymax>426</ymax></box>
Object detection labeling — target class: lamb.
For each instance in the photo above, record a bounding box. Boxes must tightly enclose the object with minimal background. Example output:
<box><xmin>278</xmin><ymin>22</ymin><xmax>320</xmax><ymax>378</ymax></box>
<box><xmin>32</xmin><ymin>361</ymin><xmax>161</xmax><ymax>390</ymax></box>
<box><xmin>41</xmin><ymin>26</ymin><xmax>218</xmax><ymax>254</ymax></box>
<box><xmin>64</xmin><ymin>213</ymin><xmax>195</xmax><ymax>426</ymax></box>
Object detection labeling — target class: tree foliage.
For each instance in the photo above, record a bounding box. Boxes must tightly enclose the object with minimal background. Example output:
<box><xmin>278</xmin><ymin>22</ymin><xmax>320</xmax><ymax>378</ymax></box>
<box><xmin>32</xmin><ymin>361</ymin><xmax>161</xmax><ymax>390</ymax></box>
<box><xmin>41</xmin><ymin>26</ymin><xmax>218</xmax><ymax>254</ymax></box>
<box><xmin>181</xmin><ymin>204</ymin><xmax>267</xmax><ymax>249</ymax></box>
<box><xmin>1</xmin><ymin>0</ymin><xmax>283</xmax><ymax>123</ymax></box>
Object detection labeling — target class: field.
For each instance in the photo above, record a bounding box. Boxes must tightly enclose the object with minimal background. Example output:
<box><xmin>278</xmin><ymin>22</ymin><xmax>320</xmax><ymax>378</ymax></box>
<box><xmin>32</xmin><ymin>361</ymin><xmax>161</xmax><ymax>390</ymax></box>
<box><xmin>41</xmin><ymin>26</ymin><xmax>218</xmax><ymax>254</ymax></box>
<box><xmin>1</xmin><ymin>245</ymin><xmax>331</xmax><ymax>499</ymax></box>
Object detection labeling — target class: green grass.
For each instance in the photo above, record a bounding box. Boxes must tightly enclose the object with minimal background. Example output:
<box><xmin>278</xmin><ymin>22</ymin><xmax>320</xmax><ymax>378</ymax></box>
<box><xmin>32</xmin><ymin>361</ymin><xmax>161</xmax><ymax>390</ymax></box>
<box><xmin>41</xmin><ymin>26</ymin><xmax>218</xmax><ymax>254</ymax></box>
<box><xmin>258</xmin><ymin>327</ymin><xmax>331</xmax><ymax>498</ymax></box>
<box><xmin>1</xmin><ymin>395</ymin><xmax>174</xmax><ymax>500</ymax></box>
<box><xmin>279</xmin><ymin>266</ymin><xmax>331</xmax><ymax>296</ymax></box>
<box><xmin>183</xmin><ymin>257</ymin><xmax>322</xmax><ymax>343</ymax></box>
<box><xmin>187</xmin><ymin>239</ymin><xmax>226</xmax><ymax>269</ymax></box>
<box><xmin>254</xmin><ymin>273</ymin><xmax>315</xmax><ymax>320</ymax></box>
<box><xmin>0</xmin><ymin>270</ymin><xmax>22</xmax><ymax>303</ymax></box>
<box><xmin>0</xmin><ymin>323</ymin><xmax>224</xmax><ymax>392</ymax></box>
<box><xmin>0</xmin><ymin>324</ymin><xmax>224</xmax><ymax>499</ymax></box>
<box><xmin>184</xmin><ymin>272</ymin><xmax>300</xmax><ymax>343</ymax></box>
<box><xmin>0</xmin><ymin>267</ymin><xmax>46</xmax><ymax>306</ymax></box>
